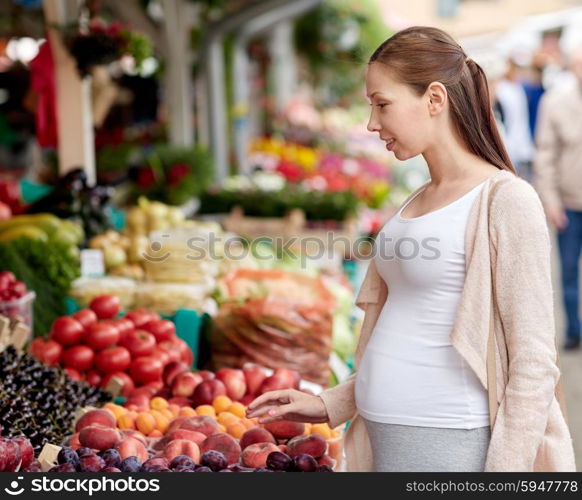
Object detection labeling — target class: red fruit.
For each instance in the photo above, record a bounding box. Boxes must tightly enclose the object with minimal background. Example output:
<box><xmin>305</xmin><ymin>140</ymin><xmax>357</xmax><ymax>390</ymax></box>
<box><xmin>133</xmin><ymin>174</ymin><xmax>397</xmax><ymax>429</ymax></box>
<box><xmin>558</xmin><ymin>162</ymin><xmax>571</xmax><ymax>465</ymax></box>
<box><xmin>164</xmin><ymin>440</ymin><xmax>200</xmax><ymax>462</ymax></box>
<box><xmin>75</xmin><ymin>409</ymin><xmax>116</xmax><ymax>432</ymax></box>
<box><xmin>124</xmin><ymin>309</ymin><xmax>155</xmax><ymax>328</ymax></box>
<box><xmin>28</xmin><ymin>338</ymin><xmax>62</xmax><ymax>366</ymax></box>
<box><xmin>243</xmin><ymin>363</ymin><xmax>268</xmax><ymax>396</ymax></box>
<box><xmin>95</xmin><ymin>346</ymin><xmax>131</xmax><ymax>373</ymax></box>
<box><xmin>173</xmin><ymin>337</ymin><xmax>194</xmax><ymax>367</ymax></box>
<box><xmin>239</xmin><ymin>394</ymin><xmax>254</xmax><ymax>406</ymax></box>
<box><xmin>116</xmin><ymin>437</ymin><xmax>148</xmax><ymax>462</ymax></box>
<box><xmin>79</xmin><ymin>425</ymin><xmax>121</xmax><ymax>451</ymax></box>
<box><xmin>89</xmin><ymin>295</ymin><xmax>120</xmax><ymax>319</ymax></box>
<box><xmin>240</xmin><ymin>427</ymin><xmax>276</xmax><ymax>450</ymax></box>
<box><xmin>198</xmin><ymin>370</ymin><xmax>215</xmax><ymax>381</ymax></box>
<box><xmin>101</xmin><ymin>372</ymin><xmax>135</xmax><ymax>397</ymax></box>
<box><xmin>158</xmin><ymin>341</ymin><xmax>181</xmax><ymax>364</ymax></box>
<box><xmin>2</xmin><ymin>438</ymin><xmax>22</xmax><ymax>472</ymax></box>
<box><xmin>113</xmin><ymin>317</ymin><xmax>134</xmax><ymax>336</ymax></box>
<box><xmin>10</xmin><ymin>281</ymin><xmax>27</xmax><ymax>298</ymax></box>
<box><xmin>191</xmin><ymin>379</ymin><xmax>227</xmax><ymax>407</ymax></box>
<box><xmin>286</xmin><ymin>433</ymin><xmax>327</xmax><ymax>459</ymax></box>
<box><xmin>130</xmin><ymin>356</ymin><xmax>163</xmax><ymax>384</ymax></box>
<box><xmin>163</xmin><ymin>360</ymin><xmax>190</xmax><ymax>386</ymax></box>
<box><xmin>142</xmin><ymin>319</ymin><xmax>175</xmax><ymax>342</ymax></box>
<box><xmin>83</xmin><ymin>322</ymin><xmax>120</xmax><ymax>351</ymax></box>
<box><xmin>120</xmin><ymin>329</ymin><xmax>156</xmax><ymax>358</ymax></box>
<box><xmin>149</xmin><ymin>346</ymin><xmax>171</xmax><ymax>366</ymax></box>
<box><xmin>259</xmin><ymin>375</ymin><xmax>293</xmax><ymax>394</ymax></box>
<box><xmin>264</xmin><ymin>420</ymin><xmax>305</xmax><ymax>439</ymax></box>
<box><xmin>12</xmin><ymin>436</ymin><xmax>34</xmax><ymax>469</ymax></box>
<box><xmin>171</xmin><ymin>372</ymin><xmax>203</xmax><ymax>398</ymax></box>
<box><xmin>62</xmin><ymin>345</ymin><xmax>94</xmax><ymax>372</ymax></box>
<box><xmin>50</xmin><ymin>316</ymin><xmax>84</xmax><ymax>345</ymax></box>
<box><xmin>168</xmin><ymin>396</ymin><xmax>191</xmax><ymax>407</ymax></box>
<box><xmin>241</xmin><ymin>442</ymin><xmax>279</xmax><ymax>469</ymax></box>
<box><xmin>72</xmin><ymin>309</ymin><xmax>98</xmax><ymax>329</ymax></box>
<box><xmin>86</xmin><ymin>370</ymin><xmax>102</xmax><ymax>386</ymax></box>
<box><xmin>0</xmin><ymin>201</ymin><xmax>12</xmax><ymax>220</ymax></box>
<box><xmin>64</xmin><ymin>367</ymin><xmax>83</xmax><ymax>380</ymax></box>
<box><xmin>273</xmin><ymin>368</ymin><xmax>301</xmax><ymax>389</ymax></box>
<box><xmin>200</xmin><ymin>433</ymin><xmax>241</xmax><ymax>465</ymax></box>
<box><xmin>178</xmin><ymin>415</ymin><xmax>219</xmax><ymax>436</ymax></box>
<box><xmin>216</xmin><ymin>368</ymin><xmax>246</xmax><ymax>401</ymax></box>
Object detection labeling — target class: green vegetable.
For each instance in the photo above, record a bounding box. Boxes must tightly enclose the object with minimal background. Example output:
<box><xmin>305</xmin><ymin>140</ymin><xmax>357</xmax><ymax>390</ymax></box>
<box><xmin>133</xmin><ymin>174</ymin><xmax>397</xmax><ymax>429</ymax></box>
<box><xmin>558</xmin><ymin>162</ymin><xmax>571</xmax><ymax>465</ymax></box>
<box><xmin>0</xmin><ymin>238</ymin><xmax>80</xmax><ymax>336</ymax></box>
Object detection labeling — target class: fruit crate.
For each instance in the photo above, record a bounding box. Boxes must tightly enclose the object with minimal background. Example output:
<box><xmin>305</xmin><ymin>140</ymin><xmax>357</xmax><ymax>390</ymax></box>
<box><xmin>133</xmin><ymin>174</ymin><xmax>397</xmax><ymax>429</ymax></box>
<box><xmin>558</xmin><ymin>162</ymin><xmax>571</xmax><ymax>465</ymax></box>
<box><xmin>0</xmin><ymin>291</ymin><xmax>36</xmax><ymax>334</ymax></box>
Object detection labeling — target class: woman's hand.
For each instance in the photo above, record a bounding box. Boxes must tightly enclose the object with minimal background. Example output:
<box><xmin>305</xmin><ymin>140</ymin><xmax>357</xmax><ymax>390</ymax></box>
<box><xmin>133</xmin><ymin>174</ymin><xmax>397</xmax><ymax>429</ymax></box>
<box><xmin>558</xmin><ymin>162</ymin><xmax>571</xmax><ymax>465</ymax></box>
<box><xmin>245</xmin><ymin>389</ymin><xmax>329</xmax><ymax>424</ymax></box>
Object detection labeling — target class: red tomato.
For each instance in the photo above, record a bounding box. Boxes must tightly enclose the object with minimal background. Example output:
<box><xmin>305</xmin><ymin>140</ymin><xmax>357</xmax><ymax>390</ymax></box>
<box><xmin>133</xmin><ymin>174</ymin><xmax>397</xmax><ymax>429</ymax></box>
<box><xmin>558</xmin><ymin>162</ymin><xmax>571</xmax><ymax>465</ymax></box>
<box><xmin>72</xmin><ymin>309</ymin><xmax>98</xmax><ymax>329</ymax></box>
<box><xmin>28</xmin><ymin>338</ymin><xmax>62</xmax><ymax>366</ymax></box>
<box><xmin>112</xmin><ymin>317</ymin><xmax>134</xmax><ymax>341</ymax></box>
<box><xmin>83</xmin><ymin>322</ymin><xmax>120</xmax><ymax>351</ymax></box>
<box><xmin>120</xmin><ymin>329</ymin><xmax>156</xmax><ymax>358</ymax></box>
<box><xmin>62</xmin><ymin>345</ymin><xmax>94</xmax><ymax>372</ymax></box>
<box><xmin>157</xmin><ymin>341</ymin><xmax>181</xmax><ymax>364</ymax></box>
<box><xmin>142</xmin><ymin>319</ymin><xmax>175</xmax><ymax>342</ymax></box>
<box><xmin>149</xmin><ymin>346</ymin><xmax>170</xmax><ymax>366</ymax></box>
<box><xmin>64</xmin><ymin>367</ymin><xmax>83</xmax><ymax>381</ymax></box>
<box><xmin>86</xmin><ymin>370</ymin><xmax>102</xmax><ymax>386</ymax></box>
<box><xmin>95</xmin><ymin>345</ymin><xmax>131</xmax><ymax>373</ymax></box>
<box><xmin>124</xmin><ymin>309</ymin><xmax>156</xmax><ymax>328</ymax></box>
<box><xmin>101</xmin><ymin>372</ymin><xmax>135</xmax><ymax>398</ymax></box>
<box><xmin>89</xmin><ymin>295</ymin><xmax>121</xmax><ymax>319</ymax></box>
<box><xmin>10</xmin><ymin>281</ymin><xmax>27</xmax><ymax>298</ymax></box>
<box><xmin>50</xmin><ymin>317</ymin><xmax>84</xmax><ymax>346</ymax></box>
<box><xmin>129</xmin><ymin>356</ymin><xmax>163</xmax><ymax>385</ymax></box>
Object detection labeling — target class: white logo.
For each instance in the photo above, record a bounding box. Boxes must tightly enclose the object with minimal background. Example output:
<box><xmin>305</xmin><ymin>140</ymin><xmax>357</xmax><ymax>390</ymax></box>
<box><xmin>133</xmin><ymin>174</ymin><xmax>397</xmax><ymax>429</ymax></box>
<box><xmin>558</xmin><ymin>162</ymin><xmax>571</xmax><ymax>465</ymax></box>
<box><xmin>4</xmin><ymin>477</ymin><xmax>25</xmax><ymax>496</ymax></box>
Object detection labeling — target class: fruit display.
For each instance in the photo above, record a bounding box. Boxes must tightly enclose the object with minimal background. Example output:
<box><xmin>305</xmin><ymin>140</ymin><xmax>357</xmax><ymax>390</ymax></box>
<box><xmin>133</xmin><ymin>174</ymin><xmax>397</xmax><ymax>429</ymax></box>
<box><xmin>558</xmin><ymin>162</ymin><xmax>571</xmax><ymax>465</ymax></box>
<box><xmin>0</xmin><ymin>436</ymin><xmax>39</xmax><ymax>472</ymax></box>
<box><xmin>0</xmin><ymin>213</ymin><xmax>84</xmax><ymax>248</ymax></box>
<box><xmin>28</xmin><ymin>295</ymin><xmax>194</xmax><ymax>393</ymax></box>
<box><xmin>0</xmin><ymin>346</ymin><xmax>112</xmax><ymax>455</ymax></box>
<box><xmin>0</xmin><ymin>271</ymin><xmax>35</xmax><ymax>329</ymax></box>
<box><xmin>69</xmin><ymin>277</ymin><xmax>137</xmax><ymax>310</ymax></box>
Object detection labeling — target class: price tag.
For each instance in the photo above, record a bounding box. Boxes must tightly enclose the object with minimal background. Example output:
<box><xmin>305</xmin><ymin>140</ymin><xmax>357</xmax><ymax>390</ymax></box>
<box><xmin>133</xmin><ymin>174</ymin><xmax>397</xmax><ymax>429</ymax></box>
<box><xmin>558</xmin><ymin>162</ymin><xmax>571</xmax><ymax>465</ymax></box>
<box><xmin>38</xmin><ymin>443</ymin><xmax>62</xmax><ymax>472</ymax></box>
<box><xmin>80</xmin><ymin>249</ymin><xmax>105</xmax><ymax>277</ymax></box>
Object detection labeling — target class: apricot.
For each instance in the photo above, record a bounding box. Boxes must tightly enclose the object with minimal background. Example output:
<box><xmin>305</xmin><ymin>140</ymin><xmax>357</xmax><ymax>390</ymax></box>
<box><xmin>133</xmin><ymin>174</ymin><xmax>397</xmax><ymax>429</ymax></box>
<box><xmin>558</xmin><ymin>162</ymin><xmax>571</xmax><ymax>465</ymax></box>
<box><xmin>153</xmin><ymin>414</ymin><xmax>170</xmax><ymax>433</ymax></box>
<box><xmin>310</xmin><ymin>423</ymin><xmax>331</xmax><ymax>439</ymax></box>
<box><xmin>217</xmin><ymin>411</ymin><xmax>238</xmax><ymax>427</ymax></box>
<box><xmin>150</xmin><ymin>397</ymin><xmax>169</xmax><ymax>411</ymax></box>
<box><xmin>136</xmin><ymin>412</ymin><xmax>157</xmax><ymax>435</ymax></box>
<box><xmin>226</xmin><ymin>422</ymin><xmax>246</xmax><ymax>439</ymax></box>
<box><xmin>195</xmin><ymin>405</ymin><xmax>216</xmax><ymax>417</ymax></box>
<box><xmin>168</xmin><ymin>404</ymin><xmax>181</xmax><ymax>416</ymax></box>
<box><xmin>227</xmin><ymin>402</ymin><xmax>246</xmax><ymax>418</ymax></box>
<box><xmin>149</xmin><ymin>429</ymin><xmax>163</xmax><ymax>438</ymax></box>
<box><xmin>117</xmin><ymin>413</ymin><xmax>136</xmax><ymax>430</ymax></box>
<box><xmin>241</xmin><ymin>442</ymin><xmax>280</xmax><ymax>468</ymax></box>
<box><xmin>200</xmin><ymin>433</ymin><xmax>241</xmax><ymax>465</ymax></box>
<box><xmin>178</xmin><ymin>407</ymin><xmax>197</xmax><ymax>418</ymax></box>
<box><xmin>104</xmin><ymin>403</ymin><xmax>126</xmax><ymax>420</ymax></box>
<box><xmin>212</xmin><ymin>395</ymin><xmax>233</xmax><ymax>414</ymax></box>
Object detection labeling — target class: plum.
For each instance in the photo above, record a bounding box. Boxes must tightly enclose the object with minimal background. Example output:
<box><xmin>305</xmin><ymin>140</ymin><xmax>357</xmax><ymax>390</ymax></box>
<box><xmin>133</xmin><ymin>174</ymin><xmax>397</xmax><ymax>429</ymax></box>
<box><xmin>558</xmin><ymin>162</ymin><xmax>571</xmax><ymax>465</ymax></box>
<box><xmin>174</xmin><ymin>466</ymin><xmax>195</xmax><ymax>472</ymax></box>
<box><xmin>266</xmin><ymin>451</ymin><xmax>292</xmax><ymax>471</ymax></box>
<box><xmin>291</xmin><ymin>454</ymin><xmax>317</xmax><ymax>472</ymax></box>
<box><xmin>145</xmin><ymin>465</ymin><xmax>170</xmax><ymax>472</ymax></box>
<box><xmin>12</xmin><ymin>436</ymin><xmax>34</xmax><ymax>469</ymax></box>
<box><xmin>169</xmin><ymin>455</ymin><xmax>195</xmax><ymax>470</ymax></box>
<box><xmin>76</xmin><ymin>447</ymin><xmax>94</xmax><ymax>458</ymax></box>
<box><xmin>317</xmin><ymin>465</ymin><xmax>334</xmax><ymax>472</ymax></box>
<box><xmin>58</xmin><ymin>447</ymin><xmax>80</xmax><ymax>466</ymax></box>
<box><xmin>99</xmin><ymin>449</ymin><xmax>121</xmax><ymax>468</ymax></box>
<box><xmin>200</xmin><ymin>450</ymin><xmax>227</xmax><ymax>471</ymax></box>
<box><xmin>79</xmin><ymin>455</ymin><xmax>106</xmax><ymax>472</ymax></box>
<box><xmin>101</xmin><ymin>466</ymin><xmax>121</xmax><ymax>472</ymax></box>
<box><xmin>120</xmin><ymin>456</ymin><xmax>142</xmax><ymax>472</ymax></box>
<box><xmin>194</xmin><ymin>466</ymin><xmax>212</xmax><ymax>472</ymax></box>
<box><xmin>49</xmin><ymin>463</ymin><xmax>77</xmax><ymax>472</ymax></box>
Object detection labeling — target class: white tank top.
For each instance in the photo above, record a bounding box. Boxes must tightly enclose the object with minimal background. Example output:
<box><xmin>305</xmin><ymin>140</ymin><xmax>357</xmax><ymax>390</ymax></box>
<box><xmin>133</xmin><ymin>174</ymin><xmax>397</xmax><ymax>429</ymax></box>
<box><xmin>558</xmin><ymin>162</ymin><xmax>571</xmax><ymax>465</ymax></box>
<box><xmin>355</xmin><ymin>180</ymin><xmax>490</xmax><ymax>429</ymax></box>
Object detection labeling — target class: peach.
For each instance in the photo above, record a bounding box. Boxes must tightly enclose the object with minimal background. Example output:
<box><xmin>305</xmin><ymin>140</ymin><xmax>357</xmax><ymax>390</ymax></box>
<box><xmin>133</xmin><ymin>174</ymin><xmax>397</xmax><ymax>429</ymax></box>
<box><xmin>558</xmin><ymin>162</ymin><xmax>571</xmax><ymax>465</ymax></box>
<box><xmin>258</xmin><ymin>375</ymin><xmax>292</xmax><ymax>395</ymax></box>
<box><xmin>164</xmin><ymin>439</ymin><xmax>200</xmax><ymax>462</ymax></box>
<box><xmin>168</xmin><ymin>396</ymin><xmax>191</xmax><ymax>408</ymax></box>
<box><xmin>179</xmin><ymin>415</ymin><xmax>219</xmax><ymax>436</ymax></box>
<box><xmin>171</xmin><ymin>372</ymin><xmax>203</xmax><ymax>398</ymax></box>
<box><xmin>168</xmin><ymin>404</ymin><xmax>181</xmax><ymax>416</ymax></box>
<box><xmin>192</xmin><ymin>379</ymin><xmax>227</xmax><ymax>407</ymax></box>
<box><xmin>75</xmin><ymin>409</ymin><xmax>116</xmax><ymax>432</ymax></box>
<box><xmin>120</xmin><ymin>429</ymin><xmax>148</xmax><ymax>446</ymax></box>
<box><xmin>264</xmin><ymin>420</ymin><xmax>305</xmax><ymax>439</ymax></box>
<box><xmin>240</xmin><ymin>427</ymin><xmax>276</xmax><ymax>450</ymax></box>
<box><xmin>167</xmin><ymin>416</ymin><xmax>187</xmax><ymax>434</ymax></box>
<box><xmin>241</xmin><ymin>442</ymin><xmax>280</xmax><ymax>468</ymax></box>
<box><xmin>278</xmin><ymin>444</ymin><xmax>288</xmax><ymax>454</ymax></box>
<box><xmin>166</xmin><ymin>429</ymin><xmax>207</xmax><ymax>446</ymax></box>
<box><xmin>198</xmin><ymin>370</ymin><xmax>215</xmax><ymax>381</ymax></box>
<box><xmin>163</xmin><ymin>360</ymin><xmax>191</xmax><ymax>386</ymax></box>
<box><xmin>216</xmin><ymin>368</ymin><xmax>247</xmax><ymax>401</ymax></box>
<box><xmin>79</xmin><ymin>425</ymin><xmax>121</xmax><ymax>450</ymax></box>
<box><xmin>136</xmin><ymin>412</ymin><xmax>157</xmax><ymax>435</ymax></box>
<box><xmin>242</xmin><ymin>363</ymin><xmax>267</xmax><ymax>396</ymax></box>
<box><xmin>239</xmin><ymin>394</ymin><xmax>254</xmax><ymax>406</ymax></box>
<box><xmin>124</xmin><ymin>394</ymin><xmax>150</xmax><ymax>412</ymax></box>
<box><xmin>69</xmin><ymin>432</ymin><xmax>81</xmax><ymax>450</ymax></box>
<box><xmin>317</xmin><ymin>454</ymin><xmax>336</xmax><ymax>470</ymax></box>
<box><xmin>116</xmin><ymin>437</ymin><xmax>149</xmax><ymax>462</ymax></box>
<box><xmin>200</xmin><ymin>433</ymin><xmax>241</xmax><ymax>465</ymax></box>
<box><xmin>273</xmin><ymin>368</ymin><xmax>301</xmax><ymax>390</ymax></box>
<box><xmin>287</xmin><ymin>433</ymin><xmax>327</xmax><ymax>459</ymax></box>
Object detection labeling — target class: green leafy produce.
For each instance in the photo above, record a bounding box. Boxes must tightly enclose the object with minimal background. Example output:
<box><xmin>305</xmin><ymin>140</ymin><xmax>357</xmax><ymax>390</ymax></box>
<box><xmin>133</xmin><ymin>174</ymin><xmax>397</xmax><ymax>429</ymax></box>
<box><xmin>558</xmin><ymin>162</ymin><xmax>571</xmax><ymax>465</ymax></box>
<box><xmin>0</xmin><ymin>238</ymin><xmax>80</xmax><ymax>336</ymax></box>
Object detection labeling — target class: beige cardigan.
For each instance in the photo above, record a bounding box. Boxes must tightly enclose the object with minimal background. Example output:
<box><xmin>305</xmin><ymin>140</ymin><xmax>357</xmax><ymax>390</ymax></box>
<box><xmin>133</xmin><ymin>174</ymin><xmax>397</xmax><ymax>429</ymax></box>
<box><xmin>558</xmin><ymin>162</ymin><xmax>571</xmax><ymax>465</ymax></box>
<box><xmin>320</xmin><ymin>169</ymin><xmax>577</xmax><ymax>472</ymax></box>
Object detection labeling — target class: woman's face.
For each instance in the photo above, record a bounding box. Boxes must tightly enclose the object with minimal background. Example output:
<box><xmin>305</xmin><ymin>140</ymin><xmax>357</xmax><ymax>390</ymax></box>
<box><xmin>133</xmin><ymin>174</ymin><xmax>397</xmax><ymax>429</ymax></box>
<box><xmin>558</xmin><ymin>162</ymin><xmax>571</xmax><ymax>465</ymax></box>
<box><xmin>366</xmin><ymin>63</ymin><xmax>434</xmax><ymax>161</ymax></box>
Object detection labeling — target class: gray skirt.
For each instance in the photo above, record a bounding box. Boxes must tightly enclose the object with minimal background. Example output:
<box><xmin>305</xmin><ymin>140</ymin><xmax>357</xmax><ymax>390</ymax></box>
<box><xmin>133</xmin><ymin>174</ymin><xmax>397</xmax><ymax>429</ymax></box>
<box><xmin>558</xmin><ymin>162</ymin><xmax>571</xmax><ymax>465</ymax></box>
<box><xmin>363</xmin><ymin>418</ymin><xmax>491</xmax><ymax>472</ymax></box>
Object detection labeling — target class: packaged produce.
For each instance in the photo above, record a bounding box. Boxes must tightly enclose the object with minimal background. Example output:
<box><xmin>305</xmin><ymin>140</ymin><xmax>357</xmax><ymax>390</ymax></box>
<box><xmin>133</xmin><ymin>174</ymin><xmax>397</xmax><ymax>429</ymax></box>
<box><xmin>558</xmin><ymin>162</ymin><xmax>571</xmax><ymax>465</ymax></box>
<box><xmin>134</xmin><ymin>282</ymin><xmax>214</xmax><ymax>315</ymax></box>
<box><xmin>69</xmin><ymin>277</ymin><xmax>137</xmax><ymax>310</ymax></box>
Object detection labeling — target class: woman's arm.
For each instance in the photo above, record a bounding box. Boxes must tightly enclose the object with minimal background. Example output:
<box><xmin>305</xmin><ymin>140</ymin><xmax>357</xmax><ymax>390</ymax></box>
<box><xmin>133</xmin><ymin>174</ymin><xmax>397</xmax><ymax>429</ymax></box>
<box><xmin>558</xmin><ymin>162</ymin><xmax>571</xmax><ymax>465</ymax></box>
<box><xmin>488</xmin><ymin>180</ymin><xmax>561</xmax><ymax>471</ymax></box>
<box><xmin>318</xmin><ymin>374</ymin><xmax>357</xmax><ymax>429</ymax></box>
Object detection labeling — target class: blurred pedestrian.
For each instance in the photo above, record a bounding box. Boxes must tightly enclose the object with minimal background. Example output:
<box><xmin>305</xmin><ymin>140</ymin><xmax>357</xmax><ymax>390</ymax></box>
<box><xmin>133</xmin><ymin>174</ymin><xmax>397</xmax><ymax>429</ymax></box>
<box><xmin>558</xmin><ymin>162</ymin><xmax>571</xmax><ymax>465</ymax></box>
<box><xmin>533</xmin><ymin>47</ymin><xmax>582</xmax><ymax>351</ymax></box>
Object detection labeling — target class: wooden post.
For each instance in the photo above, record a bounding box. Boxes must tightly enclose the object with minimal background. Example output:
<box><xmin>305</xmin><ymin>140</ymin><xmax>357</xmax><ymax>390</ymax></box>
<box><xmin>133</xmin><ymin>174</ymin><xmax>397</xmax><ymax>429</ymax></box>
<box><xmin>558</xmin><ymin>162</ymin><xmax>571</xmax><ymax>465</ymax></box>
<box><xmin>43</xmin><ymin>0</ymin><xmax>96</xmax><ymax>186</ymax></box>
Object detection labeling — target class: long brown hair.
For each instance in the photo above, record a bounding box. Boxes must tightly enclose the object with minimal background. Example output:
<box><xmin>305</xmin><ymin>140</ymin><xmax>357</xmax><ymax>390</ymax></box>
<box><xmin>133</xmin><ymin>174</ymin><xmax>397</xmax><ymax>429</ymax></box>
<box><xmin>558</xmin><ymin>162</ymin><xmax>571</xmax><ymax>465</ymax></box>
<box><xmin>370</xmin><ymin>26</ymin><xmax>515</xmax><ymax>173</ymax></box>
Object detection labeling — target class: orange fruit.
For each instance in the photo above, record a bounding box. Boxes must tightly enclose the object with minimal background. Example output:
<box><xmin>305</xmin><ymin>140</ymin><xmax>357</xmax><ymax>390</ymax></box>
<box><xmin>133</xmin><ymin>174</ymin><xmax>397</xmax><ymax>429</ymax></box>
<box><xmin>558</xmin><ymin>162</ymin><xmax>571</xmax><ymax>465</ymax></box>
<box><xmin>217</xmin><ymin>411</ymin><xmax>238</xmax><ymax>427</ymax></box>
<box><xmin>168</xmin><ymin>404</ymin><xmax>181</xmax><ymax>416</ymax></box>
<box><xmin>217</xmin><ymin>423</ymin><xmax>227</xmax><ymax>433</ymax></box>
<box><xmin>117</xmin><ymin>413</ymin><xmax>135</xmax><ymax>430</ymax></box>
<box><xmin>310</xmin><ymin>423</ymin><xmax>331</xmax><ymax>439</ymax></box>
<box><xmin>227</xmin><ymin>422</ymin><xmax>246</xmax><ymax>439</ymax></box>
<box><xmin>227</xmin><ymin>402</ymin><xmax>246</xmax><ymax>418</ymax></box>
<box><xmin>196</xmin><ymin>405</ymin><xmax>216</xmax><ymax>417</ymax></box>
<box><xmin>150</xmin><ymin>397</ymin><xmax>169</xmax><ymax>411</ymax></box>
<box><xmin>179</xmin><ymin>407</ymin><xmax>197</xmax><ymax>418</ymax></box>
<box><xmin>240</xmin><ymin>418</ymin><xmax>256</xmax><ymax>430</ymax></box>
<box><xmin>136</xmin><ymin>412</ymin><xmax>157</xmax><ymax>435</ymax></box>
<box><xmin>303</xmin><ymin>423</ymin><xmax>312</xmax><ymax>435</ymax></box>
<box><xmin>148</xmin><ymin>429</ymin><xmax>163</xmax><ymax>438</ymax></box>
<box><xmin>160</xmin><ymin>408</ymin><xmax>174</xmax><ymax>420</ymax></box>
<box><xmin>213</xmin><ymin>395</ymin><xmax>233</xmax><ymax>414</ymax></box>
<box><xmin>104</xmin><ymin>403</ymin><xmax>126</xmax><ymax>419</ymax></box>
<box><xmin>153</xmin><ymin>413</ymin><xmax>170</xmax><ymax>433</ymax></box>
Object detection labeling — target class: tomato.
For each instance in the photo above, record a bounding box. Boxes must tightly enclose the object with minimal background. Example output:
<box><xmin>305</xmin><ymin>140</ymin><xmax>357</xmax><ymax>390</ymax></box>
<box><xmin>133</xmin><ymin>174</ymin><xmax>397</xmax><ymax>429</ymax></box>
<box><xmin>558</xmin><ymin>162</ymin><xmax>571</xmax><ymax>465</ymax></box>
<box><xmin>149</xmin><ymin>346</ymin><xmax>171</xmax><ymax>366</ymax></box>
<box><xmin>142</xmin><ymin>319</ymin><xmax>175</xmax><ymax>342</ymax></box>
<box><xmin>10</xmin><ymin>281</ymin><xmax>27</xmax><ymax>298</ymax></box>
<box><xmin>129</xmin><ymin>356</ymin><xmax>163</xmax><ymax>385</ymax></box>
<box><xmin>64</xmin><ymin>367</ymin><xmax>83</xmax><ymax>381</ymax></box>
<box><xmin>50</xmin><ymin>316</ymin><xmax>84</xmax><ymax>346</ymax></box>
<box><xmin>86</xmin><ymin>370</ymin><xmax>102</xmax><ymax>386</ymax></box>
<box><xmin>83</xmin><ymin>322</ymin><xmax>120</xmax><ymax>351</ymax></box>
<box><xmin>124</xmin><ymin>309</ymin><xmax>154</xmax><ymax>328</ymax></box>
<box><xmin>62</xmin><ymin>345</ymin><xmax>94</xmax><ymax>372</ymax></box>
<box><xmin>28</xmin><ymin>338</ymin><xmax>62</xmax><ymax>366</ymax></box>
<box><xmin>95</xmin><ymin>345</ymin><xmax>131</xmax><ymax>373</ymax></box>
<box><xmin>112</xmin><ymin>317</ymin><xmax>134</xmax><ymax>342</ymax></box>
<box><xmin>120</xmin><ymin>329</ymin><xmax>156</xmax><ymax>358</ymax></box>
<box><xmin>0</xmin><ymin>271</ymin><xmax>15</xmax><ymax>290</ymax></box>
<box><xmin>72</xmin><ymin>309</ymin><xmax>98</xmax><ymax>329</ymax></box>
<box><xmin>157</xmin><ymin>340</ymin><xmax>181</xmax><ymax>364</ymax></box>
<box><xmin>101</xmin><ymin>372</ymin><xmax>135</xmax><ymax>398</ymax></box>
<box><xmin>89</xmin><ymin>295</ymin><xmax>121</xmax><ymax>319</ymax></box>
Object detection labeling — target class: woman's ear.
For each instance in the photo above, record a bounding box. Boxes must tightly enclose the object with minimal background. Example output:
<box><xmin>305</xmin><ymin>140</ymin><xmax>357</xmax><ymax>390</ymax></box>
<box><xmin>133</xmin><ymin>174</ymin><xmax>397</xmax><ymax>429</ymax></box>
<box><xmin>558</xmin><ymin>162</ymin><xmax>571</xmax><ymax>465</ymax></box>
<box><xmin>426</xmin><ymin>81</ymin><xmax>447</xmax><ymax>115</ymax></box>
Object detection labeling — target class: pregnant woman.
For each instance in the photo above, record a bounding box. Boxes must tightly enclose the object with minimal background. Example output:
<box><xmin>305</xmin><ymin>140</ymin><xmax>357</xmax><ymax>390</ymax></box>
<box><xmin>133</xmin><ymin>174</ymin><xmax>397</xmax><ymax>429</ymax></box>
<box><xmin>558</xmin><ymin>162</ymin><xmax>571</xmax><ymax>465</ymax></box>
<box><xmin>247</xmin><ymin>26</ymin><xmax>576</xmax><ymax>472</ymax></box>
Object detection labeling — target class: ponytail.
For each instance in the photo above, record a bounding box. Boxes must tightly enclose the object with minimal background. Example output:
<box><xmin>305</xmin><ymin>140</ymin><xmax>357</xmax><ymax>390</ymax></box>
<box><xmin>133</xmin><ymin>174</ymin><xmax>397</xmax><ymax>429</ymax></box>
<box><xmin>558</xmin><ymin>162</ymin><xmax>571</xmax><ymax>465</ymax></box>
<box><xmin>369</xmin><ymin>27</ymin><xmax>516</xmax><ymax>174</ymax></box>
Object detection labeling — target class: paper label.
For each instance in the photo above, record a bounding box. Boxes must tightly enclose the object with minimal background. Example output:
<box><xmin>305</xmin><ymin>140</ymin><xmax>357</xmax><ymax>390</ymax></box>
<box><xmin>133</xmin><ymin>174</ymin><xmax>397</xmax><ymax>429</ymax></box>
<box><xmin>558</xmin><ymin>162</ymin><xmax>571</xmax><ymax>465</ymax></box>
<box><xmin>80</xmin><ymin>249</ymin><xmax>105</xmax><ymax>277</ymax></box>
